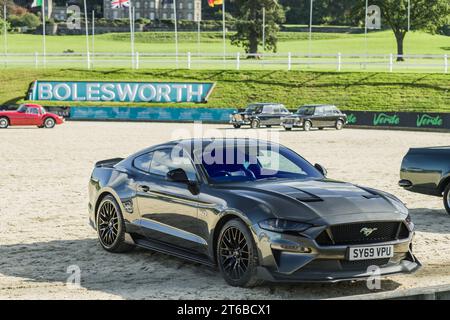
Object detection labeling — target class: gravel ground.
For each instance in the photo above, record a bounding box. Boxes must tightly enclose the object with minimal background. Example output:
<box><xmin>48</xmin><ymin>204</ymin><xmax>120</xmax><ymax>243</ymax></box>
<box><xmin>0</xmin><ymin>121</ymin><xmax>449</xmax><ymax>299</ymax></box>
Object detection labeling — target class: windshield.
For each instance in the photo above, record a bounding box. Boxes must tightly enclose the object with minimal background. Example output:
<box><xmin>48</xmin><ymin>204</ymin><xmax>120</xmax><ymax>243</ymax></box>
<box><xmin>296</xmin><ymin>106</ymin><xmax>315</xmax><ymax>115</ymax></box>
<box><xmin>197</xmin><ymin>142</ymin><xmax>323</xmax><ymax>184</ymax></box>
<box><xmin>244</xmin><ymin>105</ymin><xmax>257</xmax><ymax>113</ymax></box>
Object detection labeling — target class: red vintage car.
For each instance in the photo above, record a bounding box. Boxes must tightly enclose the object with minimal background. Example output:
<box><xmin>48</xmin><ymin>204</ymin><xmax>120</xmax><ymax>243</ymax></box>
<box><xmin>0</xmin><ymin>104</ymin><xmax>64</xmax><ymax>129</ymax></box>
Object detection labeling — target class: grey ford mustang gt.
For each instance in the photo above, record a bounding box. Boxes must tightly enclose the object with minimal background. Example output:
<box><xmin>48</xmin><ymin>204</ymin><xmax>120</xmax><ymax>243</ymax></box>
<box><xmin>88</xmin><ymin>138</ymin><xmax>420</xmax><ymax>287</ymax></box>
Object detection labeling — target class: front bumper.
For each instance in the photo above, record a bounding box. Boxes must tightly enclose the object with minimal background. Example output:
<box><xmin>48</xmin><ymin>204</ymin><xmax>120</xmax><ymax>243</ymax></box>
<box><xmin>252</xmin><ymin>222</ymin><xmax>421</xmax><ymax>283</ymax></box>
<box><xmin>281</xmin><ymin>118</ymin><xmax>303</xmax><ymax>128</ymax></box>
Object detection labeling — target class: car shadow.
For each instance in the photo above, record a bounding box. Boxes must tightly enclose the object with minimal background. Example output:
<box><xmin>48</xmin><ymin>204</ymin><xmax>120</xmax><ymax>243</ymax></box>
<box><xmin>0</xmin><ymin>238</ymin><xmax>402</xmax><ymax>299</ymax></box>
<box><xmin>408</xmin><ymin>208</ymin><xmax>450</xmax><ymax>235</ymax></box>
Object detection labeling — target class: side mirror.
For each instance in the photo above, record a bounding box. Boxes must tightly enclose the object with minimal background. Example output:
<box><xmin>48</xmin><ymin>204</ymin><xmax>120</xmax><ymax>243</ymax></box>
<box><xmin>314</xmin><ymin>163</ymin><xmax>327</xmax><ymax>177</ymax></box>
<box><xmin>167</xmin><ymin>168</ymin><xmax>189</xmax><ymax>183</ymax></box>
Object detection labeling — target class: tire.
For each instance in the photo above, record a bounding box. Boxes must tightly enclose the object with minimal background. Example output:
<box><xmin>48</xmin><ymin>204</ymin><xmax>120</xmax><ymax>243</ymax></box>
<box><xmin>444</xmin><ymin>184</ymin><xmax>450</xmax><ymax>215</ymax></box>
<box><xmin>318</xmin><ymin>127</ymin><xmax>324</xmax><ymax>130</ymax></box>
<box><xmin>335</xmin><ymin>119</ymin><xmax>344</xmax><ymax>130</ymax></box>
<box><xmin>250</xmin><ymin>119</ymin><xmax>260</xmax><ymax>129</ymax></box>
<box><xmin>43</xmin><ymin>117</ymin><xmax>56</xmax><ymax>129</ymax></box>
<box><xmin>0</xmin><ymin>117</ymin><xmax>9</xmax><ymax>129</ymax></box>
<box><xmin>216</xmin><ymin>219</ymin><xmax>262</xmax><ymax>287</ymax></box>
<box><xmin>303</xmin><ymin>120</ymin><xmax>312</xmax><ymax>131</ymax></box>
<box><xmin>266</xmin><ymin>125</ymin><xmax>272</xmax><ymax>128</ymax></box>
<box><xmin>284</xmin><ymin>127</ymin><xmax>292</xmax><ymax>131</ymax></box>
<box><xmin>233</xmin><ymin>124</ymin><xmax>241</xmax><ymax>129</ymax></box>
<box><xmin>96</xmin><ymin>195</ymin><xmax>134</xmax><ymax>253</ymax></box>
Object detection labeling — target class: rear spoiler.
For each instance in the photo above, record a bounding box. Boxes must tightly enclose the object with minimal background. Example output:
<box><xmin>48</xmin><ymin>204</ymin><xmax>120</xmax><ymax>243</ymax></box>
<box><xmin>95</xmin><ymin>158</ymin><xmax>124</xmax><ymax>168</ymax></box>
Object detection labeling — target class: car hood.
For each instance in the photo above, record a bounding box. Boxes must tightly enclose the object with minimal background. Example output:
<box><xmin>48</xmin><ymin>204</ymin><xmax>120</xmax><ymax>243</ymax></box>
<box><xmin>221</xmin><ymin>179</ymin><xmax>404</xmax><ymax>224</ymax></box>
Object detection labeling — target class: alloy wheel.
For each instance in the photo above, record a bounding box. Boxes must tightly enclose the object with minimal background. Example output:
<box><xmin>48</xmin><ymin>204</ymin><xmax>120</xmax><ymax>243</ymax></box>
<box><xmin>0</xmin><ymin>118</ymin><xmax>8</xmax><ymax>128</ymax></box>
<box><xmin>98</xmin><ymin>201</ymin><xmax>119</xmax><ymax>247</ymax></box>
<box><xmin>219</xmin><ymin>226</ymin><xmax>250</xmax><ymax>280</ymax></box>
<box><xmin>45</xmin><ymin>118</ymin><xmax>55</xmax><ymax>128</ymax></box>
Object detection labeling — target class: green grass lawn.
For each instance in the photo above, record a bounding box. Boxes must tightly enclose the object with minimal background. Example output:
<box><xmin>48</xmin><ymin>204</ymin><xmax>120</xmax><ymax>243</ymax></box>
<box><xmin>1</xmin><ymin>68</ymin><xmax>448</xmax><ymax>112</ymax></box>
<box><xmin>1</xmin><ymin>30</ymin><xmax>448</xmax><ymax>55</ymax></box>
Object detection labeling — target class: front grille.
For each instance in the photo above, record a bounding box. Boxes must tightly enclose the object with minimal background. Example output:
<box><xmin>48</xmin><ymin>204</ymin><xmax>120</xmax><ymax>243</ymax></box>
<box><xmin>299</xmin><ymin>258</ymin><xmax>391</xmax><ymax>272</ymax></box>
<box><xmin>340</xmin><ymin>258</ymin><xmax>390</xmax><ymax>271</ymax></box>
<box><xmin>233</xmin><ymin>114</ymin><xmax>243</xmax><ymax>121</ymax></box>
<box><xmin>316</xmin><ymin>221</ymin><xmax>410</xmax><ymax>246</ymax></box>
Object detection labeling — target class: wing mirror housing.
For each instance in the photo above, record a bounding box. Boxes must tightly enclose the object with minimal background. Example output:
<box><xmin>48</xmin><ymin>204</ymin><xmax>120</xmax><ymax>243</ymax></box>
<box><xmin>167</xmin><ymin>168</ymin><xmax>199</xmax><ymax>195</ymax></box>
<box><xmin>314</xmin><ymin>163</ymin><xmax>327</xmax><ymax>177</ymax></box>
<box><xmin>167</xmin><ymin>168</ymin><xmax>189</xmax><ymax>183</ymax></box>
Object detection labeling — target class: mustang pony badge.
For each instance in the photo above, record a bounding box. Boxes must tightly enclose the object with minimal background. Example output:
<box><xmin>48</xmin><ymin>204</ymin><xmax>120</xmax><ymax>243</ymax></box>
<box><xmin>360</xmin><ymin>227</ymin><xmax>378</xmax><ymax>237</ymax></box>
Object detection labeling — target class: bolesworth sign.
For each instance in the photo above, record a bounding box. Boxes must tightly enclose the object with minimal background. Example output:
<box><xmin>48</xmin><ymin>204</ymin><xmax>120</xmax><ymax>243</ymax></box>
<box><xmin>342</xmin><ymin>111</ymin><xmax>450</xmax><ymax>130</ymax></box>
<box><xmin>28</xmin><ymin>80</ymin><xmax>216</xmax><ymax>103</ymax></box>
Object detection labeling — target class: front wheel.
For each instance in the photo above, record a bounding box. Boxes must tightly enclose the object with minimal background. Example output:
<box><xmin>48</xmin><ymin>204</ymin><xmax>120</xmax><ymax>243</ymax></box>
<box><xmin>335</xmin><ymin>119</ymin><xmax>344</xmax><ymax>130</ymax></box>
<box><xmin>44</xmin><ymin>117</ymin><xmax>56</xmax><ymax>129</ymax></box>
<box><xmin>303</xmin><ymin>120</ymin><xmax>312</xmax><ymax>131</ymax></box>
<box><xmin>217</xmin><ymin>219</ymin><xmax>262</xmax><ymax>287</ymax></box>
<box><xmin>250</xmin><ymin>119</ymin><xmax>260</xmax><ymax>129</ymax></box>
<box><xmin>0</xmin><ymin>117</ymin><xmax>9</xmax><ymax>129</ymax></box>
<box><xmin>284</xmin><ymin>127</ymin><xmax>292</xmax><ymax>131</ymax></box>
<box><xmin>265</xmin><ymin>125</ymin><xmax>272</xmax><ymax>128</ymax></box>
<box><xmin>96</xmin><ymin>195</ymin><xmax>134</xmax><ymax>253</ymax></box>
<box><xmin>233</xmin><ymin>124</ymin><xmax>241</xmax><ymax>129</ymax></box>
<box><xmin>444</xmin><ymin>184</ymin><xmax>450</xmax><ymax>215</ymax></box>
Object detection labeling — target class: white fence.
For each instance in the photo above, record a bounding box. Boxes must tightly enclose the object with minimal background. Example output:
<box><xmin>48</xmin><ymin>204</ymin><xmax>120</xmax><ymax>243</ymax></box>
<box><xmin>0</xmin><ymin>52</ymin><xmax>448</xmax><ymax>73</ymax></box>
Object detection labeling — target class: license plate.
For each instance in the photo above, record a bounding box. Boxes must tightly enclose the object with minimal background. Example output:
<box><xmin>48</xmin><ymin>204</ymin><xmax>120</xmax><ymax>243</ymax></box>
<box><xmin>348</xmin><ymin>245</ymin><xmax>394</xmax><ymax>261</ymax></box>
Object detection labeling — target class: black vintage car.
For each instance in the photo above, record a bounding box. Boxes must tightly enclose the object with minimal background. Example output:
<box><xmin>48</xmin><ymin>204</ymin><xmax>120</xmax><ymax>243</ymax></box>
<box><xmin>399</xmin><ymin>146</ymin><xmax>450</xmax><ymax>214</ymax></box>
<box><xmin>230</xmin><ymin>103</ymin><xmax>291</xmax><ymax>128</ymax></box>
<box><xmin>281</xmin><ymin>105</ymin><xmax>347</xmax><ymax>131</ymax></box>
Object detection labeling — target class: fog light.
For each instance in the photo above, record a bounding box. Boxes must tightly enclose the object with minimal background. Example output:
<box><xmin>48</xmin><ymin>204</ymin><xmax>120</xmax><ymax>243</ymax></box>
<box><xmin>279</xmin><ymin>244</ymin><xmax>312</xmax><ymax>253</ymax></box>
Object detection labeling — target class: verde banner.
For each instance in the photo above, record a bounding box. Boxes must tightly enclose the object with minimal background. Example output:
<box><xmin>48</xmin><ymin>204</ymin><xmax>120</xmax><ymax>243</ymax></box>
<box><xmin>29</xmin><ymin>80</ymin><xmax>215</xmax><ymax>103</ymax></box>
<box><xmin>341</xmin><ymin>111</ymin><xmax>450</xmax><ymax>130</ymax></box>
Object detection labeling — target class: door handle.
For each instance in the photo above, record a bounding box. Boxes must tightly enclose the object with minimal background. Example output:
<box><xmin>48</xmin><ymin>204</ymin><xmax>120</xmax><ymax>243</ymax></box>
<box><xmin>138</xmin><ymin>185</ymin><xmax>150</xmax><ymax>193</ymax></box>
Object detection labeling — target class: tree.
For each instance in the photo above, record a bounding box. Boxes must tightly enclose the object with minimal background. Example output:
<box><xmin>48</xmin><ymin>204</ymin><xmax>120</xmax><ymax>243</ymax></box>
<box><xmin>230</xmin><ymin>0</ymin><xmax>285</xmax><ymax>56</ymax></box>
<box><xmin>358</xmin><ymin>0</ymin><xmax>449</xmax><ymax>61</ymax></box>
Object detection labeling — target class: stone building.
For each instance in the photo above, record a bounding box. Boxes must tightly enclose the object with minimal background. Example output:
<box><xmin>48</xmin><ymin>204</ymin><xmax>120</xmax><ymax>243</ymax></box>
<box><xmin>103</xmin><ymin>0</ymin><xmax>201</xmax><ymax>21</ymax></box>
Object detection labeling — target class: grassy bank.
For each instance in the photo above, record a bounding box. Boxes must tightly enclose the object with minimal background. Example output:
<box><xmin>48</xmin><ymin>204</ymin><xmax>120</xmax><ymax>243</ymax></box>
<box><xmin>0</xmin><ymin>68</ymin><xmax>448</xmax><ymax>112</ymax></box>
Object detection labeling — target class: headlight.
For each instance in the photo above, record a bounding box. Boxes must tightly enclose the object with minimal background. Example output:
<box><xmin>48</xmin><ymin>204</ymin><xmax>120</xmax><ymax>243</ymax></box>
<box><xmin>259</xmin><ymin>219</ymin><xmax>312</xmax><ymax>233</ymax></box>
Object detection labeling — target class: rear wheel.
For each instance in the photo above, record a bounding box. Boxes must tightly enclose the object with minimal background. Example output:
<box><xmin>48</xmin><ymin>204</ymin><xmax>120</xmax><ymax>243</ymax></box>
<box><xmin>44</xmin><ymin>117</ymin><xmax>56</xmax><ymax>129</ymax></box>
<box><xmin>0</xmin><ymin>117</ymin><xmax>9</xmax><ymax>129</ymax></box>
<box><xmin>444</xmin><ymin>184</ymin><xmax>450</xmax><ymax>215</ymax></box>
<box><xmin>251</xmin><ymin>119</ymin><xmax>260</xmax><ymax>129</ymax></box>
<box><xmin>96</xmin><ymin>195</ymin><xmax>134</xmax><ymax>253</ymax></box>
<box><xmin>303</xmin><ymin>120</ymin><xmax>312</xmax><ymax>131</ymax></box>
<box><xmin>335</xmin><ymin>119</ymin><xmax>344</xmax><ymax>130</ymax></box>
<box><xmin>217</xmin><ymin>219</ymin><xmax>262</xmax><ymax>287</ymax></box>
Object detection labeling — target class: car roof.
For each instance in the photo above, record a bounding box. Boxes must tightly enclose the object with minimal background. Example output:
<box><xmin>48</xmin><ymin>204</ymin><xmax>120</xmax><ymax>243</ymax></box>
<box><xmin>135</xmin><ymin>138</ymin><xmax>283</xmax><ymax>157</ymax></box>
<box><xmin>298</xmin><ymin>104</ymin><xmax>336</xmax><ymax>108</ymax></box>
<box><xmin>248</xmin><ymin>103</ymin><xmax>284</xmax><ymax>106</ymax></box>
<box><xmin>22</xmin><ymin>103</ymin><xmax>43</xmax><ymax>108</ymax></box>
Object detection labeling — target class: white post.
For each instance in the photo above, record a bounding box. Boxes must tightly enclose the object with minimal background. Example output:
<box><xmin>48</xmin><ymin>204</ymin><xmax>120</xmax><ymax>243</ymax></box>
<box><xmin>262</xmin><ymin>7</ymin><xmax>265</xmax><ymax>51</ymax></box>
<box><xmin>173</xmin><ymin>0</ymin><xmax>178</xmax><ymax>68</ymax></box>
<box><xmin>3</xmin><ymin>2</ymin><xmax>7</xmax><ymax>57</ymax></box>
<box><xmin>83</xmin><ymin>0</ymin><xmax>90</xmax><ymax>69</ymax></box>
<box><xmin>187</xmin><ymin>51</ymin><xmax>191</xmax><ymax>69</ymax></box>
<box><xmin>288</xmin><ymin>52</ymin><xmax>291</xmax><ymax>71</ymax></box>
<box><xmin>135</xmin><ymin>51</ymin><xmax>139</xmax><ymax>69</ymax></box>
<box><xmin>128</xmin><ymin>2</ymin><xmax>134</xmax><ymax>69</ymax></box>
<box><xmin>337</xmin><ymin>52</ymin><xmax>341</xmax><ymax>71</ymax></box>
<box><xmin>407</xmin><ymin>0</ymin><xmax>411</xmax><ymax>31</ymax></box>
<box><xmin>197</xmin><ymin>19</ymin><xmax>200</xmax><ymax>54</ymax></box>
<box><xmin>222</xmin><ymin>0</ymin><xmax>226</xmax><ymax>61</ymax></box>
<box><xmin>92</xmin><ymin>10</ymin><xmax>95</xmax><ymax>66</ymax></box>
<box><xmin>236</xmin><ymin>52</ymin><xmax>240</xmax><ymax>70</ymax></box>
<box><xmin>42</xmin><ymin>0</ymin><xmax>46</xmax><ymax>67</ymax></box>
<box><xmin>389</xmin><ymin>53</ymin><xmax>393</xmax><ymax>72</ymax></box>
<box><xmin>445</xmin><ymin>54</ymin><xmax>448</xmax><ymax>74</ymax></box>
<box><xmin>35</xmin><ymin>52</ymin><xmax>38</xmax><ymax>68</ymax></box>
<box><xmin>308</xmin><ymin>0</ymin><xmax>313</xmax><ymax>55</ymax></box>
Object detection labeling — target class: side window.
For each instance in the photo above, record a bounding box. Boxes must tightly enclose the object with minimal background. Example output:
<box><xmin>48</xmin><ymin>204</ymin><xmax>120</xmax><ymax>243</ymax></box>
<box><xmin>133</xmin><ymin>153</ymin><xmax>153</xmax><ymax>172</ymax></box>
<box><xmin>332</xmin><ymin>107</ymin><xmax>341</xmax><ymax>114</ymax></box>
<box><xmin>314</xmin><ymin>107</ymin><xmax>324</xmax><ymax>116</ymax></box>
<box><xmin>323</xmin><ymin>106</ymin><xmax>332</xmax><ymax>114</ymax></box>
<box><xmin>263</xmin><ymin>106</ymin><xmax>274</xmax><ymax>114</ymax></box>
<box><xmin>150</xmin><ymin>148</ymin><xmax>197</xmax><ymax>181</ymax></box>
<box><xmin>273</xmin><ymin>107</ymin><xmax>281</xmax><ymax>113</ymax></box>
<box><xmin>27</xmin><ymin>108</ymin><xmax>39</xmax><ymax>115</ymax></box>
<box><xmin>281</xmin><ymin>107</ymin><xmax>289</xmax><ymax>114</ymax></box>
